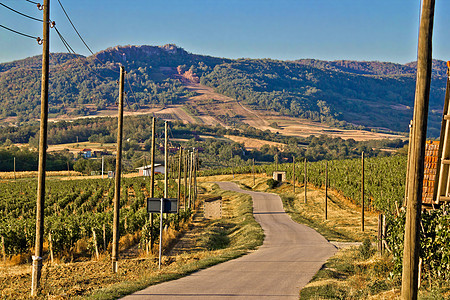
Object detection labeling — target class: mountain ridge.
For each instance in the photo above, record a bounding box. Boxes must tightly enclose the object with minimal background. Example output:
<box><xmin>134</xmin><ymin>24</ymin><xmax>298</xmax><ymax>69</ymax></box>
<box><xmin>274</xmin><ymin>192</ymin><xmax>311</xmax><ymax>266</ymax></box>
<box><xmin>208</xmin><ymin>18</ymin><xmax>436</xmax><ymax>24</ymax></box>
<box><xmin>0</xmin><ymin>44</ymin><xmax>446</xmax><ymax>136</ymax></box>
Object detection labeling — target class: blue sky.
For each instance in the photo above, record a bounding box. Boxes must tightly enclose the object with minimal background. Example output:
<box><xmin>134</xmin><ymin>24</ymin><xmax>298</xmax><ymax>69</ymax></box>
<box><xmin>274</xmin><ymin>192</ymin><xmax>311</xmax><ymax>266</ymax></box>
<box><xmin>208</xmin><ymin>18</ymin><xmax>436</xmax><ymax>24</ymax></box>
<box><xmin>0</xmin><ymin>0</ymin><xmax>449</xmax><ymax>64</ymax></box>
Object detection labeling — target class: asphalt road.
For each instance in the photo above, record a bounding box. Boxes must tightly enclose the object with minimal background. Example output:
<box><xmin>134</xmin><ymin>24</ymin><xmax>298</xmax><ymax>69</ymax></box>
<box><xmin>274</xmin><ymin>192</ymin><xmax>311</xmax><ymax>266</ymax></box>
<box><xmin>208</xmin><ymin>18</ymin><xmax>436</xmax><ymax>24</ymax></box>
<box><xmin>122</xmin><ymin>182</ymin><xmax>337</xmax><ymax>299</ymax></box>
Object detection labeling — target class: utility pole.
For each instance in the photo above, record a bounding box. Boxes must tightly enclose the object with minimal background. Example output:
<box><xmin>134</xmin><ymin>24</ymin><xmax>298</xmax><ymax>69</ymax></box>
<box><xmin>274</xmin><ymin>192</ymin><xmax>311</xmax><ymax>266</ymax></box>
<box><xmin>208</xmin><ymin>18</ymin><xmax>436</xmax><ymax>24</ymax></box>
<box><xmin>112</xmin><ymin>65</ymin><xmax>125</xmax><ymax>273</ymax></box>
<box><xmin>293</xmin><ymin>157</ymin><xmax>295</xmax><ymax>193</ymax></box>
<box><xmin>164</xmin><ymin>121</ymin><xmax>168</xmax><ymax>200</ymax></box>
<box><xmin>13</xmin><ymin>157</ymin><xmax>16</xmax><ymax>180</ymax></box>
<box><xmin>404</xmin><ymin>120</ymin><xmax>413</xmax><ymax>207</ymax></box>
<box><xmin>183</xmin><ymin>151</ymin><xmax>188</xmax><ymax>211</ymax></box>
<box><xmin>194</xmin><ymin>149</ymin><xmax>198</xmax><ymax>209</ymax></box>
<box><xmin>149</xmin><ymin>117</ymin><xmax>156</xmax><ymax>251</ymax></box>
<box><xmin>101</xmin><ymin>156</ymin><xmax>104</xmax><ymax>179</ymax></box>
<box><xmin>188</xmin><ymin>150</ymin><xmax>193</xmax><ymax>209</ymax></box>
<box><xmin>361</xmin><ymin>151</ymin><xmax>365</xmax><ymax>232</ymax></box>
<box><xmin>177</xmin><ymin>147</ymin><xmax>183</xmax><ymax>213</ymax></box>
<box><xmin>402</xmin><ymin>1</ymin><xmax>435</xmax><ymax>299</ymax></box>
<box><xmin>304</xmin><ymin>158</ymin><xmax>307</xmax><ymax>204</ymax></box>
<box><xmin>325</xmin><ymin>161</ymin><xmax>328</xmax><ymax>220</ymax></box>
<box><xmin>31</xmin><ymin>0</ymin><xmax>49</xmax><ymax>296</ymax></box>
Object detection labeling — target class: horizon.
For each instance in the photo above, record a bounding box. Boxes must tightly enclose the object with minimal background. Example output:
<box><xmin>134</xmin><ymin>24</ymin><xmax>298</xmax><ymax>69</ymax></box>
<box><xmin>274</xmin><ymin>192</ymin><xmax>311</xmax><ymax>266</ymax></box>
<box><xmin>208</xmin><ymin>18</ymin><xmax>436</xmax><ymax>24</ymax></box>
<box><xmin>1</xmin><ymin>1</ymin><xmax>450</xmax><ymax>64</ymax></box>
<box><xmin>0</xmin><ymin>43</ymin><xmax>444</xmax><ymax>66</ymax></box>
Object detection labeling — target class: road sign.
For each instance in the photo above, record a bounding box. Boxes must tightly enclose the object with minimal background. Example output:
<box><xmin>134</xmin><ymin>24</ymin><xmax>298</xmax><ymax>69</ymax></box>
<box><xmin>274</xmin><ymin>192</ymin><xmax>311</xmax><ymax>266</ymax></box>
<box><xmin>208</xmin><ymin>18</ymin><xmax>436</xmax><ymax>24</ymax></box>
<box><xmin>147</xmin><ymin>198</ymin><xmax>178</xmax><ymax>214</ymax></box>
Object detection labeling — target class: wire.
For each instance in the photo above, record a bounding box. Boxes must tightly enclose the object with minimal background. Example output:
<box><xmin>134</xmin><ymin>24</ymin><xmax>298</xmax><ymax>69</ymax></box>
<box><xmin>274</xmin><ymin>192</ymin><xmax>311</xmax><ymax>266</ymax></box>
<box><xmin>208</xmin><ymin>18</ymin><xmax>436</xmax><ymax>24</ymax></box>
<box><xmin>24</xmin><ymin>0</ymin><xmax>40</xmax><ymax>5</ymax></box>
<box><xmin>0</xmin><ymin>3</ymin><xmax>43</xmax><ymax>22</ymax></box>
<box><xmin>126</xmin><ymin>75</ymin><xmax>141</xmax><ymax>110</ymax></box>
<box><xmin>56</xmin><ymin>0</ymin><xmax>93</xmax><ymax>55</ymax></box>
<box><xmin>54</xmin><ymin>26</ymin><xmax>75</xmax><ymax>54</ymax></box>
<box><xmin>0</xmin><ymin>24</ymin><xmax>40</xmax><ymax>41</ymax></box>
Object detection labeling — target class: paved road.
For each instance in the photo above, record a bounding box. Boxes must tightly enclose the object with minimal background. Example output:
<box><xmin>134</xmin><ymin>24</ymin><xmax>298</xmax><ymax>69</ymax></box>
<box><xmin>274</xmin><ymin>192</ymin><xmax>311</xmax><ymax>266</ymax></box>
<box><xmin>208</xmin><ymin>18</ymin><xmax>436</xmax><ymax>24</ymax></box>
<box><xmin>123</xmin><ymin>182</ymin><xmax>337</xmax><ymax>299</ymax></box>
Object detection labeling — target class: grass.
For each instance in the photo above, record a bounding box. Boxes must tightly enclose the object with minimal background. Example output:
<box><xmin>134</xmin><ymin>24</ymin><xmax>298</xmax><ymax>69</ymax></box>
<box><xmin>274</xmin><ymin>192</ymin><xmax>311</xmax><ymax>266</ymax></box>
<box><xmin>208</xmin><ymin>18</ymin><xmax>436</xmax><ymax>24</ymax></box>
<box><xmin>299</xmin><ymin>243</ymin><xmax>396</xmax><ymax>299</ymax></box>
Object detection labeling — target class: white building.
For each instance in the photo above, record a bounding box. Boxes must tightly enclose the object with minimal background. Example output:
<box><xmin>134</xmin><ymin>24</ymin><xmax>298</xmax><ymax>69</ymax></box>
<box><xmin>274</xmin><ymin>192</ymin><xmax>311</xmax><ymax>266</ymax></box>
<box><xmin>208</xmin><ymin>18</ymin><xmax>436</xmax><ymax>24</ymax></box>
<box><xmin>136</xmin><ymin>164</ymin><xmax>165</xmax><ymax>176</ymax></box>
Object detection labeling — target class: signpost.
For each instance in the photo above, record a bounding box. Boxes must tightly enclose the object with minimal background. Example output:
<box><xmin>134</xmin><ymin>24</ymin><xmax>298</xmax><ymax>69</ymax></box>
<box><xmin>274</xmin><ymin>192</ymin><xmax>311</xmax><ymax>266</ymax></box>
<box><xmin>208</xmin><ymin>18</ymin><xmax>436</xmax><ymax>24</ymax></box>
<box><xmin>147</xmin><ymin>198</ymin><xmax>178</xmax><ymax>269</ymax></box>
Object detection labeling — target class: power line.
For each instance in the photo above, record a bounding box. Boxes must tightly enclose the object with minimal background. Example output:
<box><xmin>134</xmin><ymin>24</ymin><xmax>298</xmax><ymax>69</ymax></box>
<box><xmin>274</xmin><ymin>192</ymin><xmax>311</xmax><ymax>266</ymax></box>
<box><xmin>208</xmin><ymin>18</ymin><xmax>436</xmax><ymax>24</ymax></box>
<box><xmin>54</xmin><ymin>26</ymin><xmax>75</xmax><ymax>54</ymax></box>
<box><xmin>24</xmin><ymin>0</ymin><xmax>41</xmax><ymax>5</ymax></box>
<box><xmin>56</xmin><ymin>0</ymin><xmax>93</xmax><ymax>55</ymax></box>
<box><xmin>0</xmin><ymin>3</ymin><xmax>43</xmax><ymax>22</ymax></box>
<box><xmin>0</xmin><ymin>24</ymin><xmax>41</xmax><ymax>42</ymax></box>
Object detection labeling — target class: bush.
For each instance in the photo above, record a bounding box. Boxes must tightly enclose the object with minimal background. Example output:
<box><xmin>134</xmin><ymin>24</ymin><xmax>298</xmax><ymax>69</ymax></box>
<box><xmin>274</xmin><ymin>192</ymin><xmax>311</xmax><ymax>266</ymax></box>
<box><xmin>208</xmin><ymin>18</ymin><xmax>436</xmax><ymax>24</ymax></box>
<box><xmin>267</xmin><ymin>178</ymin><xmax>279</xmax><ymax>189</ymax></box>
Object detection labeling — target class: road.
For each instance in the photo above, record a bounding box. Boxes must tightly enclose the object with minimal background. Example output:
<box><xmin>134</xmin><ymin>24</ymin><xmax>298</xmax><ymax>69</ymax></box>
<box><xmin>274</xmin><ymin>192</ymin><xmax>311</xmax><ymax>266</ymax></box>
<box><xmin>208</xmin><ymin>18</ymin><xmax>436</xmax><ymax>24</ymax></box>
<box><xmin>122</xmin><ymin>182</ymin><xmax>337</xmax><ymax>299</ymax></box>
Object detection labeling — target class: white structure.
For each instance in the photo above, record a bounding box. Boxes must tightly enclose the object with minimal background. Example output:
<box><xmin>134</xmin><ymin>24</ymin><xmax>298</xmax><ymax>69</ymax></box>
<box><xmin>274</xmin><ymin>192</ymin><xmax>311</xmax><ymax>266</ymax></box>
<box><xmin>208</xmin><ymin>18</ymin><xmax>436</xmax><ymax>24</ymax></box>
<box><xmin>136</xmin><ymin>164</ymin><xmax>165</xmax><ymax>176</ymax></box>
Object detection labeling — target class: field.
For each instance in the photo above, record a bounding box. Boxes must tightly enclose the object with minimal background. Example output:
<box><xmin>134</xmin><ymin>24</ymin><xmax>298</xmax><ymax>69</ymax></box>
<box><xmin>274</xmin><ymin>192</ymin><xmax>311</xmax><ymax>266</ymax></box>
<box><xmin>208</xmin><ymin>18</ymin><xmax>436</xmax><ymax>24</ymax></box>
<box><xmin>44</xmin><ymin>78</ymin><xmax>406</xmax><ymax>143</ymax></box>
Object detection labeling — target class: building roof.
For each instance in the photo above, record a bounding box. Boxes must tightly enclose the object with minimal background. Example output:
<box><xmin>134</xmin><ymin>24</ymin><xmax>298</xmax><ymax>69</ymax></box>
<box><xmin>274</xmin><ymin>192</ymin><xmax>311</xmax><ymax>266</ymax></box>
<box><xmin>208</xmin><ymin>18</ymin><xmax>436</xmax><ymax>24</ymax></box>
<box><xmin>136</xmin><ymin>163</ymin><xmax>163</xmax><ymax>170</ymax></box>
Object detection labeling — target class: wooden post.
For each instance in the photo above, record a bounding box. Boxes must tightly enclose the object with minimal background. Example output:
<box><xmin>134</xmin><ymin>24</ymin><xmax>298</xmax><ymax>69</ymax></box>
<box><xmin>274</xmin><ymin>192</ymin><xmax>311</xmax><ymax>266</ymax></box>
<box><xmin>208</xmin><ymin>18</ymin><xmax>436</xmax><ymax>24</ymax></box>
<box><xmin>382</xmin><ymin>214</ymin><xmax>386</xmax><ymax>253</ymax></box>
<box><xmin>101</xmin><ymin>156</ymin><xmax>104</xmax><ymax>179</ymax></box>
<box><xmin>378</xmin><ymin>214</ymin><xmax>383</xmax><ymax>253</ymax></box>
<box><xmin>13</xmin><ymin>157</ymin><xmax>16</xmax><ymax>180</ymax></box>
<box><xmin>252</xmin><ymin>158</ymin><xmax>255</xmax><ymax>186</ymax></box>
<box><xmin>177</xmin><ymin>147</ymin><xmax>183</xmax><ymax>213</ymax></box>
<box><xmin>1</xmin><ymin>236</ymin><xmax>6</xmax><ymax>261</ymax></box>
<box><xmin>361</xmin><ymin>151</ymin><xmax>365</xmax><ymax>232</ymax></box>
<box><xmin>164</xmin><ymin>122</ymin><xmax>168</xmax><ymax>200</ymax></box>
<box><xmin>304</xmin><ymin>158</ymin><xmax>307</xmax><ymax>204</ymax></box>
<box><xmin>112</xmin><ymin>65</ymin><xmax>125</xmax><ymax>273</ymax></box>
<box><xmin>194</xmin><ymin>149</ymin><xmax>198</xmax><ymax>209</ymax></box>
<box><xmin>184</xmin><ymin>151</ymin><xmax>188</xmax><ymax>211</ymax></box>
<box><xmin>31</xmin><ymin>0</ymin><xmax>49</xmax><ymax>295</ymax></box>
<box><xmin>402</xmin><ymin>1</ymin><xmax>435</xmax><ymax>298</ymax></box>
<box><xmin>404</xmin><ymin>120</ymin><xmax>413</xmax><ymax>207</ymax></box>
<box><xmin>188</xmin><ymin>151</ymin><xmax>193</xmax><ymax>210</ymax></box>
<box><xmin>325</xmin><ymin>161</ymin><xmax>328</xmax><ymax>220</ymax></box>
<box><xmin>293</xmin><ymin>157</ymin><xmax>296</xmax><ymax>194</ymax></box>
<box><xmin>92</xmin><ymin>228</ymin><xmax>99</xmax><ymax>260</ymax></box>
<box><xmin>103</xmin><ymin>223</ymin><xmax>106</xmax><ymax>251</ymax></box>
<box><xmin>149</xmin><ymin>117</ymin><xmax>156</xmax><ymax>251</ymax></box>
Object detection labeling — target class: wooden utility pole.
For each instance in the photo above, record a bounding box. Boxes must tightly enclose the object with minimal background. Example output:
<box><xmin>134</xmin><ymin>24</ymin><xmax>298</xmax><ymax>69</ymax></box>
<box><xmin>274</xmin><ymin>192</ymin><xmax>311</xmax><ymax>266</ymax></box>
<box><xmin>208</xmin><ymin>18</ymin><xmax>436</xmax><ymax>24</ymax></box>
<box><xmin>402</xmin><ymin>1</ymin><xmax>435</xmax><ymax>299</ymax></box>
<box><xmin>101</xmin><ymin>156</ymin><xmax>104</xmax><ymax>179</ymax></box>
<box><xmin>149</xmin><ymin>117</ymin><xmax>156</xmax><ymax>251</ymax></box>
<box><xmin>31</xmin><ymin>0</ymin><xmax>49</xmax><ymax>295</ymax></box>
<box><xmin>13</xmin><ymin>157</ymin><xmax>16</xmax><ymax>180</ymax></box>
<box><xmin>111</xmin><ymin>65</ymin><xmax>125</xmax><ymax>273</ymax></box>
<box><xmin>304</xmin><ymin>158</ymin><xmax>307</xmax><ymax>204</ymax></box>
<box><xmin>188</xmin><ymin>150</ymin><xmax>193</xmax><ymax>209</ymax></box>
<box><xmin>164</xmin><ymin>121</ymin><xmax>168</xmax><ymax>200</ymax></box>
<box><xmin>325</xmin><ymin>161</ymin><xmax>328</xmax><ymax>220</ymax></box>
<box><xmin>361</xmin><ymin>152</ymin><xmax>365</xmax><ymax>232</ymax></box>
<box><xmin>293</xmin><ymin>157</ymin><xmax>296</xmax><ymax>193</ymax></box>
<box><xmin>183</xmin><ymin>151</ymin><xmax>188</xmax><ymax>211</ymax></box>
<box><xmin>194</xmin><ymin>149</ymin><xmax>198</xmax><ymax>209</ymax></box>
<box><xmin>177</xmin><ymin>147</ymin><xmax>183</xmax><ymax>212</ymax></box>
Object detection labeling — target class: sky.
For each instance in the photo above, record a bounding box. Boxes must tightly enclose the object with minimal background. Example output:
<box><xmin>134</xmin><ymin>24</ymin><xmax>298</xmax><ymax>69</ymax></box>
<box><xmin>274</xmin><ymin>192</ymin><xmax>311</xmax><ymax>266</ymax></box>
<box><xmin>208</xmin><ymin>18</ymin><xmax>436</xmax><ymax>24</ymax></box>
<box><xmin>0</xmin><ymin>0</ymin><xmax>449</xmax><ymax>64</ymax></box>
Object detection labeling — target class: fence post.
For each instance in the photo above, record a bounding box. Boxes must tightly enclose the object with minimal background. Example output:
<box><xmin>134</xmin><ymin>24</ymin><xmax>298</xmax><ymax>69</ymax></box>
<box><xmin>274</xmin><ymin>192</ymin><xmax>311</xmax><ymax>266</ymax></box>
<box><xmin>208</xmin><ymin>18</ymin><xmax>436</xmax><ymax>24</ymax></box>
<box><xmin>92</xmin><ymin>228</ymin><xmax>99</xmax><ymax>260</ymax></box>
<box><xmin>378</xmin><ymin>214</ymin><xmax>383</xmax><ymax>253</ymax></box>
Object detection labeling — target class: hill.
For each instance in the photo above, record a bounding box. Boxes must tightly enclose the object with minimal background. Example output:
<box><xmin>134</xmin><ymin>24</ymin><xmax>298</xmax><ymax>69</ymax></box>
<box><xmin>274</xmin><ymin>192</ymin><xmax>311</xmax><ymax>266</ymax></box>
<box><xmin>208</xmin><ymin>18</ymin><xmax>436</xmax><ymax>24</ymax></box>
<box><xmin>0</xmin><ymin>44</ymin><xmax>446</xmax><ymax>135</ymax></box>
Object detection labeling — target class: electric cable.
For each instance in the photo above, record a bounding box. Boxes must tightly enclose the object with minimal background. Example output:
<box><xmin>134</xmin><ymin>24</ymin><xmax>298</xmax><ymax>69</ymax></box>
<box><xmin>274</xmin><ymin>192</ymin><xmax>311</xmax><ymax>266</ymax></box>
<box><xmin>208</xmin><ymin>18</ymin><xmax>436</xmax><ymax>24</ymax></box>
<box><xmin>24</xmin><ymin>0</ymin><xmax>40</xmax><ymax>5</ymax></box>
<box><xmin>0</xmin><ymin>3</ymin><xmax>42</xmax><ymax>22</ymax></box>
<box><xmin>0</xmin><ymin>24</ymin><xmax>41</xmax><ymax>42</ymax></box>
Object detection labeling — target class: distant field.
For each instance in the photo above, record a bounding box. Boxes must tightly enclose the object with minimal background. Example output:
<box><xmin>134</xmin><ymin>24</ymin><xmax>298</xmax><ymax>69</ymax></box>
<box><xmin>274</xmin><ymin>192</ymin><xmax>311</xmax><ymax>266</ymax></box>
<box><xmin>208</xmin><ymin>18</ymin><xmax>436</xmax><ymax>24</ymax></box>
<box><xmin>44</xmin><ymin>80</ymin><xmax>406</xmax><ymax>142</ymax></box>
<box><xmin>224</xmin><ymin>135</ymin><xmax>285</xmax><ymax>150</ymax></box>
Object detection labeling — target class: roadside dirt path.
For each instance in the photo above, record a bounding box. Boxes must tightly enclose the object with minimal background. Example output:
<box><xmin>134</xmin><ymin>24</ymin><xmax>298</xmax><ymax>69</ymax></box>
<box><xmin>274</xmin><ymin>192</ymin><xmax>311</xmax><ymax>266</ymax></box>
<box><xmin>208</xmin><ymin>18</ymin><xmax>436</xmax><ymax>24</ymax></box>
<box><xmin>122</xmin><ymin>182</ymin><xmax>337</xmax><ymax>299</ymax></box>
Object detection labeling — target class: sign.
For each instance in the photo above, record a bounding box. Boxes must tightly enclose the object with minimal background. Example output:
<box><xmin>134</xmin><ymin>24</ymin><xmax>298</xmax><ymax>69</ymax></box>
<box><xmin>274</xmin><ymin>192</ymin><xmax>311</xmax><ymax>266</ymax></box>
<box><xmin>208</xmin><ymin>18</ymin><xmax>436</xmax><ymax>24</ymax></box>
<box><xmin>147</xmin><ymin>198</ymin><xmax>178</xmax><ymax>214</ymax></box>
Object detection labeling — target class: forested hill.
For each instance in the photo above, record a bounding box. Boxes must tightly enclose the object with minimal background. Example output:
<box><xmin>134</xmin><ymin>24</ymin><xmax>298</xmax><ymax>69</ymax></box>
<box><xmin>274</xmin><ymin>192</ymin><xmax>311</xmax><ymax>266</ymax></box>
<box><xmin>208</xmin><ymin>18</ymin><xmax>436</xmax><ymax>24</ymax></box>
<box><xmin>0</xmin><ymin>44</ymin><xmax>446</xmax><ymax>136</ymax></box>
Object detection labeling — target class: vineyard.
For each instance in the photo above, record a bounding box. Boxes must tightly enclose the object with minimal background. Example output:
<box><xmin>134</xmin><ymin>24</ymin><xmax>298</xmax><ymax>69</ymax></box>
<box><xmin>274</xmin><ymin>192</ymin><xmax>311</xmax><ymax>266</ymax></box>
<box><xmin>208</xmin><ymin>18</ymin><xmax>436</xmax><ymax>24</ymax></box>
<box><xmin>0</xmin><ymin>176</ymin><xmax>188</xmax><ymax>259</ymax></box>
<box><xmin>201</xmin><ymin>155</ymin><xmax>407</xmax><ymax>214</ymax></box>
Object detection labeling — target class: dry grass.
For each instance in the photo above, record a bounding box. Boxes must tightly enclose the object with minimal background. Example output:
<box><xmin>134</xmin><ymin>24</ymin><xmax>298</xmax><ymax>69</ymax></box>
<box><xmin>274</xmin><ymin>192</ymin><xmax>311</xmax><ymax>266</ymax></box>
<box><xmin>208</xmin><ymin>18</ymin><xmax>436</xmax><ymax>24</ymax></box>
<box><xmin>0</xmin><ymin>170</ymin><xmax>82</xmax><ymax>180</ymax></box>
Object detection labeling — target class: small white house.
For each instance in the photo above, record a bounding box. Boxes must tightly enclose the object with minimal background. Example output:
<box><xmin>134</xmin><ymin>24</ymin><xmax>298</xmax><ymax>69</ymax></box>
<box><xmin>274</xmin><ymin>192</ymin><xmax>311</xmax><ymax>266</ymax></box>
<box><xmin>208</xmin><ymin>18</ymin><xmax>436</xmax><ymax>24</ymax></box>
<box><xmin>136</xmin><ymin>164</ymin><xmax>165</xmax><ymax>176</ymax></box>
